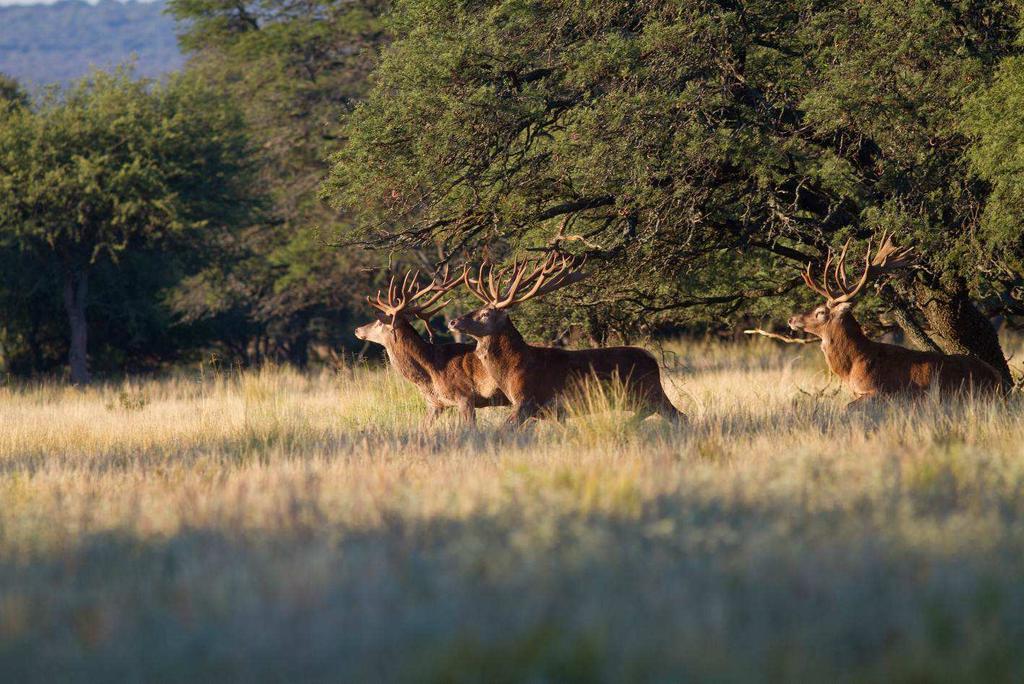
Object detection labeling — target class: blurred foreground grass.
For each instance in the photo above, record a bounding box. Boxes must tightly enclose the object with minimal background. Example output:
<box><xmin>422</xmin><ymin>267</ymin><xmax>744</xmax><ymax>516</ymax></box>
<box><xmin>2</xmin><ymin>338</ymin><xmax>1024</xmax><ymax>681</ymax></box>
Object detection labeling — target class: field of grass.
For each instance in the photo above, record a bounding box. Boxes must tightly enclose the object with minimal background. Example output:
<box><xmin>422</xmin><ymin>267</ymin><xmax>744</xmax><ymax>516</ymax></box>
<box><xmin>2</xmin><ymin>338</ymin><xmax>1024</xmax><ymax>681</ymax></box>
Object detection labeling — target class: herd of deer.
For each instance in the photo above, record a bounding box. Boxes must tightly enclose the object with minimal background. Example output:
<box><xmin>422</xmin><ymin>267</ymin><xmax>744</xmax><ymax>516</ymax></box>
<box><xmin>355</xmin><ymin>234</ymin><xmax>1004</xmax><ymax>428</ymax></box>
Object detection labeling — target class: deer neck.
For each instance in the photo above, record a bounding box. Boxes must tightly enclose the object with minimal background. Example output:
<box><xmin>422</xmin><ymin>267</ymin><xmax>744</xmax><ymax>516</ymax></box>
<box><xmin>475</xmin><ymin>318</ymin><xmax>529</xmax><ymax>366</ymax></box>
<box><xmin>819</xmin><ymin>314</ymin><xmax>873</xmax><ymax>379</ymax></box>
<box><xmin>382</xmin><ymin>318</ymin><xmax>436</xmax><ymax>386</ymax></box>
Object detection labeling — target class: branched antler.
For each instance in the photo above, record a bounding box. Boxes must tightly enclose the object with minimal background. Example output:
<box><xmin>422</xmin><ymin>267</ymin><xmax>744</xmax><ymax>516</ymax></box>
<box><xmin>368</xmin><ymin>266</ymin><xmax>462</xmax><ymax>340</ymax></box>
<box><xmin>463</xmin><ymin>252</ymin><xmax>587</xmax><ymax>309</ymax></box>
<box><xmin>802</xmin><ymin>230</ymin><xmax>913</xmax><ymax>304</ymax></box>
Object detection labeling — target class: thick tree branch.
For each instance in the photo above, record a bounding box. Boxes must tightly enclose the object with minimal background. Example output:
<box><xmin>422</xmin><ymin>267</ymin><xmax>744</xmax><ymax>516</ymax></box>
<box><xmin>749</xmin><ymin>240</ymin><xmax>816</xmax><ymax>264</ymax></box>
<box><xmin>535</xmin><ymin>196</ymin><xmax>616</xmax><ymax>221</ymax></box>
<box><xmin>744</xmin><ymin>328</ymin><xmax>814</xmax><ymax>344</ymax></box>
<box><xmin>878</xmin><ymin>284</ymin><xmax>942</xmax><ymax>353</ymax></box>
<box><xmin>578</xmin><ymin>276</ymin><xmax>804</xmax><ymax>314</ymax></box>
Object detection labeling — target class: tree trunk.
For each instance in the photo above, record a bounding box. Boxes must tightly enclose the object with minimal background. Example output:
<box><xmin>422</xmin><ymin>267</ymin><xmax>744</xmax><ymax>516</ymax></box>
<box><xmin>63</xmin><ymin>268</ymin><xmax>90</xmax><ymax>385</ymax></box>
<box><xmin>287</xmin><ymin>330</ymin><xmax>311</xmax><ymax>368</ymax></box>
<box><xmin>879</xmin><ymin>285</ymin><xmax>941</xmax><ymax>353</ymax></box>
<box><xmin>26</xmin><ymin>321</ymin><xmax>42</xmax><ymax>373</ymax></box>
<box><xmin>913</xmin><ymin>280</ymin><xmax>1012</xmax><ymax>388</ymax></box>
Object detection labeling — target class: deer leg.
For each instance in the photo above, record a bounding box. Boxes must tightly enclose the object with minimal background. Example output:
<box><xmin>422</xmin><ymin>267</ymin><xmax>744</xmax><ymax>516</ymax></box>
<box><xmin>458</xmin><ymin>399</ymin><xmax>476</xmax><ymax>426</ymax></box>
<box><xmin>845</xmin><ymin>392</ymin><xmax>878</xmax><ymax>412</ymax></box>
<box><xmin>507</xmin><ymin>399</ymin><xmax>540</xmax><ymax>427</ymax></box>
<box><xmin>420</xmin><ymin>403</ymin><xmax>444</xmax><ymax>430</ymax></box>
<box><xmin>655</xmin><ymin>397</ymin><xmax>686</xmax><ymax>424</ymax></box>
<box><xmin>636</xmin><ymin>380</ymin><xmax>686</xmax><ymax>425</ymax></box>
<box><xmin>629</xmin><ymin>398</ymin><xmax>678</xmax><ymax>428</ymax></box>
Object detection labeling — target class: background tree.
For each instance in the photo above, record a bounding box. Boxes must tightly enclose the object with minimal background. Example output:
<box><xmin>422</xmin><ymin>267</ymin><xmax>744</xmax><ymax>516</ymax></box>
<box><xmin>0</xmin><ymin>73</ymin><xmax>27</xmax><ymax>107</ymax></box>
<box><xmin>964</xmin><ymin>41</ymin><xmax>1024</xmax><ymax>327</ymax></box>
<box><xmin>0</xmin><ymin>69</ymin><xmax>256</xmax><ymax>383</ymax></box>
<box><xmin>324</xmin><ymin>0</ymin><xmax>1023</xmax><ymax>382</ymax></box>
<box><xmin>167</xmin><ymin>0</ymin><xmax>391</xmax><ymax>365</ymax></box>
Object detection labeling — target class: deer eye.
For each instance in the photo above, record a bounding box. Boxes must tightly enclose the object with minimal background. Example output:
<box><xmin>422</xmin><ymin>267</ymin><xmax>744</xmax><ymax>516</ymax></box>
<box><xmin>816</xmin><ymin>310</ymin><xmax>826</xmax><ymax>319</ymax></box>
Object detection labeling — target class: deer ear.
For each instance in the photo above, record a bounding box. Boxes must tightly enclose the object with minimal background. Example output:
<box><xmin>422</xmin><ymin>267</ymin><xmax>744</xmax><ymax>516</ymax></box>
<box><xmin>832</xmin><ymin>302</ymin><xmax>853</xmax><ymax>316</ymax></box>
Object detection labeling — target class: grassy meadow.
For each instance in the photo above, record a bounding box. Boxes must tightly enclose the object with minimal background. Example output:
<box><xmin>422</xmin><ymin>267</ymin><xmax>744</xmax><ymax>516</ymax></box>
<box><xmin>2</xmin><ymin>338</ymin><xmax>1024</xmax><ymax>681</ymax></box>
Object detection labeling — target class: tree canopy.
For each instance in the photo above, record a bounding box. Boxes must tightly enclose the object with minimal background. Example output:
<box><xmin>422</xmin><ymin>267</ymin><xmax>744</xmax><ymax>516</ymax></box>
<box><xmin>324</xmin><ymin>0</ymin><xmax>1024</xmax><ymax>379</ymax></box>
<box><xmin>965</xmin><ymin>48</ymin><xmax>1024</xmax><ymax>311</ymax></box>
<box><xmin>167</xmin><ymin>0</ymin><xmax>392</xmax><ymax>364</ymax></box>
<box><xmin>0</xmin><ymin>73</ymin><xmax>28</xmax><ymax>107</ymax></box>
<box><xmin>2</xmin><ymin>0</ymin><xmax>1024</xmax><ymax>381</ymax></box>
<box><xmin>0</xmin><ymin>69</ymin><xmax>256</xmax><ymax>382</ymax></box>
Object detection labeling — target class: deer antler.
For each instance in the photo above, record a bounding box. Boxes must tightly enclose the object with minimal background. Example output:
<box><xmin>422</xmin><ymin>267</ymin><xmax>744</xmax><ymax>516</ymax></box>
<box><xmin>368</xmin><ymin>266</ymin><xmax>463</xmax><ymax>338</ymax></box>
<box><xmin>463</xmin><ymin>252</ymin><xmax>587</xmax><ymax>309</ymax></box>
<box><xmin>464</xmin><ymin>261</ymin><xmax>498</xmax><ymax>304</ymax></box>
<box><xmin>802</xmin><ymin>230</ymin><xmax>913</xmax><ymax>305</ymax></box>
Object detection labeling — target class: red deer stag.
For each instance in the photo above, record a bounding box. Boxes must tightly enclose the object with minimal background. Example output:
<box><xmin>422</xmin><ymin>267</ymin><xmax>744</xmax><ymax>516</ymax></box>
<box><xmin>355</xmin><ymin>268</ymin><xmax>508</xmax><ymax>427</ymax></box>
<box><xmin>788</xmin><ymin>232</ymin><xmax>1003</xmax><ymax>403</ymax></box>
<box><xmin>448</xmin><ymin>253</ymin><xmax>685</xmax><ymax>426</ymax></box>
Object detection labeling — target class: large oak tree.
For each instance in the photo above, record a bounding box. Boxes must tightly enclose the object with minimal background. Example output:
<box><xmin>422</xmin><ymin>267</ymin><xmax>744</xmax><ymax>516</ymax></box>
<box><xmin>324</xmin><ymin>0</ymin><xmax>1023</xmax><ymax>383</ymax></box>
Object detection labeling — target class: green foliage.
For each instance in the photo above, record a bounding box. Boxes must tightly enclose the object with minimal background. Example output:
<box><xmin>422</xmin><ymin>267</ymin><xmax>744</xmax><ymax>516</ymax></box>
<box><xmin>168</xmin><ymin>0</ymin><xmax>391</xmax><ymax>363</ymax></box>
<box><xmin>0</xmin><ymin>68</ymin><xmax>257</xmax><ymax>378</ymax></box>
<box><xmin>4</xmin><ymin>0</ymin><xmax>1022</xmax><ymax>373</ymax></box>
<box><xmin>964</xmin><ymin>52</ymin><xmax>1024</xmax><ymax>304</ymax></box>
<box><xmin>324</xmin><ymin>0</ymin><xmax>1024</xmax><ymax>337</ymax></box>
<box><xmin>0</xmin><ymin>69</ymin><xmax>251</xmax><ymax>260</ymax></box>
<box><xmin>0</xmin><ymin>73</ymin><xmax>28</xmax><ymax>108</ymax></box>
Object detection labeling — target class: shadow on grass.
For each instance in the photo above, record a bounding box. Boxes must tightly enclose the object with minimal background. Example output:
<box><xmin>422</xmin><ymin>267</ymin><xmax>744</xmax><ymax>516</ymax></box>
<box><xmin>3</xmin><ymin>487</ymin><xmax>1024</xmax><ymax>682</ymax></box>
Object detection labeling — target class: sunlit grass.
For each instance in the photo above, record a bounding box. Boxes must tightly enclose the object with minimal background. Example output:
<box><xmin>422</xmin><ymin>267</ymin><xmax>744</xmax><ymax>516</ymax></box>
<box><xmin>2</xmin><ymin>337</ymin><xmax>1024</xmax><ymax>681</ymax></box>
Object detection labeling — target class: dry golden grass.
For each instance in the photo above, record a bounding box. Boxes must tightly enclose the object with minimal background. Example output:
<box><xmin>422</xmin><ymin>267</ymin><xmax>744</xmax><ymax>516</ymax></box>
<box><xmin>2</xmin><ymin>338</ymin><xmax>1024</xmax><ymax>681</ymax></box>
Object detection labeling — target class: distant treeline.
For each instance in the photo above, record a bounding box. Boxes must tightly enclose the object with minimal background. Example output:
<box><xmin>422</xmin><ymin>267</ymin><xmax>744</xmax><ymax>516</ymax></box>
<box><xmin>2</xmin><ymin>0</ymin><xmax>1024</xmax><ymax>384</ymax></box>
<box><xmin>0</xmin><ymin>0</ymin><xmax>182</xmax><ymax>86</ymax></box>
<box><xmin>0</xmin><ymin>1</ymin><xmax>388</xmax><ymax>382</ymax></box>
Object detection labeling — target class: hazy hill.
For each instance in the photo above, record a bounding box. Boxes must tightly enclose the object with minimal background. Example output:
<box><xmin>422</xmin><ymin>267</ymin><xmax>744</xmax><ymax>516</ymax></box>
<box><xmin>0</xmin><ymin>0</ymin><xmax>183</xmax><ymax>87</ymax></box>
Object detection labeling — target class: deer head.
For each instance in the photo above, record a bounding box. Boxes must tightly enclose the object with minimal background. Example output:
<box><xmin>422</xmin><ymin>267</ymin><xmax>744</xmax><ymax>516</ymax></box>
<box><xmin>789</xmin><ymin>231</ymin><xmax>913</xmax><ymax>338</ymax></box>
<box><xmin>448</xmin><ymin>252</ymin><xmax>587</xmax><ymax>337</ymax></box>
<box><xmin>355</xmin><ymin>266</ymin><xmax>461</xmax><ymax>345</ymax></box>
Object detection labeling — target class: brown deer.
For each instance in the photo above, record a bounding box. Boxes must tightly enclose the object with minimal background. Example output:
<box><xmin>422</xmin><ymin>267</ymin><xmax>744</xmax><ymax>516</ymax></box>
<box><xmin>354</xmin><ymin>268</ymin><xmax>508</xmax><ymax>427</ymax></box>
<box><xmin>788</xmin><ymin>232</ymin><xmax>1003</xmax><ymax>403</ymax></box>
<box><xmin>448</xmin><ymin>253</ymin><xmax>685</xmax><ymax>426</ymax></box>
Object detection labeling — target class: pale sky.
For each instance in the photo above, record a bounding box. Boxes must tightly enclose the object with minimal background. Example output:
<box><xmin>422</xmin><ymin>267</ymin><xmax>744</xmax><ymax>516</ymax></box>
<box><xmin>0</xmin><ymin>0</ymin><xmax>157</xmax><ymax>5</ymax></box>
<box><xmin>0</xmin><ymin>0</ymin><xmax>85</xmax><ymax>4</ymax></box>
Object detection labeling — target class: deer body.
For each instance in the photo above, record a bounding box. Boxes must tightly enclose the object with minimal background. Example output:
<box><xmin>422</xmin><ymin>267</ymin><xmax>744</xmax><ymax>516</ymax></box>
<box><xmin>468</xmin><ymin>320</ymin><xmax>679</xmax><ymax>424</ymax></box>
<box><xmin>373</xmin><ymin>317</ymin><xmax>505</xmax><ymax>417</ymax></box>
<box><xmin>449</xmin><ymin>254</ymin><xmax>683</xmax><ymax>426</ymax></box>
<box><xmin>356</xmin><ymin>316</ymin><xmax>507</xmax><ymax>425</ymax></box>
<box><xmin>789</xmin><ymin>233</ymin><xmax>1004</xmax><ymax>402</ymax></box>
<box><xmin>355</xmin><ymin>269</ymin><xmax>508</xmax><ymax>427</ymax></box>
<box><xmin>806</xmin><ymin>311</ymin><xmax>1001</xmax><ymax>399</ymax></box>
